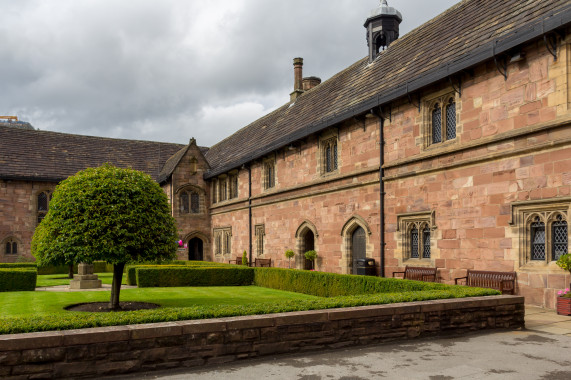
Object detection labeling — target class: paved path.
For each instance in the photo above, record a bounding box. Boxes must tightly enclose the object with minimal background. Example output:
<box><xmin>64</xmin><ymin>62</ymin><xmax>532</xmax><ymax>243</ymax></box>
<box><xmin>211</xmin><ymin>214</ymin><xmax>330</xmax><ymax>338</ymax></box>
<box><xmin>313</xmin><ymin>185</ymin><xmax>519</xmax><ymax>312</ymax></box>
<box><xmin>110</xmin><ymin>306</ymin><xmax>571</xmax><ymax>380</ymax></box>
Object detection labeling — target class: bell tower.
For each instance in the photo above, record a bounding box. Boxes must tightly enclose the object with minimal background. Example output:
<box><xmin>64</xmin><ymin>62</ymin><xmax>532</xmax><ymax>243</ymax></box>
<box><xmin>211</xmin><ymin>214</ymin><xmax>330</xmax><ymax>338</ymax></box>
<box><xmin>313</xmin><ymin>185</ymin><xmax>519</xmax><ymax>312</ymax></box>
<box><xmin>364</xmin><ymin>0</ymin><xmax>402</xmax><ymax>62</ymax></box>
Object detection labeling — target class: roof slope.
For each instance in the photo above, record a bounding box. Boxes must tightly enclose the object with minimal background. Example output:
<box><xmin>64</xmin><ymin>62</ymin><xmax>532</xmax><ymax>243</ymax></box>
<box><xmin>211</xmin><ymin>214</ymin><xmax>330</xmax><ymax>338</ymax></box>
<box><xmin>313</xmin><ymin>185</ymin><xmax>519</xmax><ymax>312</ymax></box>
<box><xmin>204</xmin><ymin>0</ymin><xmax>571</xmax><ymax>177</ymax></box>
<box><xmin>0</xmin><ymin>126</ymin><xmax>188</xmax><ymax>182</ymax></box>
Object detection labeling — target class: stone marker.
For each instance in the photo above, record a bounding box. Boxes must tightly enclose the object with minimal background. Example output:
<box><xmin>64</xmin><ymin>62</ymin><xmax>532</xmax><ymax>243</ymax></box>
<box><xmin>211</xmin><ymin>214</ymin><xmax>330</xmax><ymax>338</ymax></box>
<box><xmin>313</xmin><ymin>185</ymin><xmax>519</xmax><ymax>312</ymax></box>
<box><xmin>70</xmin><ymin>263</ymin><xmax>102</xmax><ymax>289</ymax></box>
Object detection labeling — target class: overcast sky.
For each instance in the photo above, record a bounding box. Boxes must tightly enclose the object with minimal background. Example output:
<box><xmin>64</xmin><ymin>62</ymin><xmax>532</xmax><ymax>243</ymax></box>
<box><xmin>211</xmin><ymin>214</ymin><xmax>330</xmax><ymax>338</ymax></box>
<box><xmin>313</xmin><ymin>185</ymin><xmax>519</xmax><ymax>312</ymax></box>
<box><xmin>1</xmin><ymin>0</ymin><xmax>459</xmax><ymax>147</ymax></box>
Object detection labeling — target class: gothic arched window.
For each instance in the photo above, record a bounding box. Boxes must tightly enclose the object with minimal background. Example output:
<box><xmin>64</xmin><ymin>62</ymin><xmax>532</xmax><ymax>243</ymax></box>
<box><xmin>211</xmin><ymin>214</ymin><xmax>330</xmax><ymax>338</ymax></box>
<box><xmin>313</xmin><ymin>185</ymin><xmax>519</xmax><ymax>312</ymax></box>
<box><xmin>552</xmin><ymin>214</ymin><xmax>568</xmax><ymax>261</ymax></box>
<box><xmin>446</xmin><ymin>98</ymin><xmax>456</xmax><ymax>140</ymax></box>
<box><xmin>180</xmin><ymin>189</ymin><xmax>201</xmax><ymax>214</ymax></box>
<box><xmin>531</xmin><ymin>216</ymin><xmax>546</xmax><ymax>261</ymax></box>
<box><xmin>432</xmin><ymin>103</ymin><xmax>442</xmax><ymax>144</ymax></box>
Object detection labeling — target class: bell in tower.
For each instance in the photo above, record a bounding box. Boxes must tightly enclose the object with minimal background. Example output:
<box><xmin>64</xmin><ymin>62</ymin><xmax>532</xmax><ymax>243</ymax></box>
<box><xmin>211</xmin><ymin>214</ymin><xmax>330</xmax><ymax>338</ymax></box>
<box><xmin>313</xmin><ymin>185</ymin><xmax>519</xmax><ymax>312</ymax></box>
<box><xmin>364</xmin><ymin>0</ymin><xmax>402</xmax><ymax>62</ymax></box>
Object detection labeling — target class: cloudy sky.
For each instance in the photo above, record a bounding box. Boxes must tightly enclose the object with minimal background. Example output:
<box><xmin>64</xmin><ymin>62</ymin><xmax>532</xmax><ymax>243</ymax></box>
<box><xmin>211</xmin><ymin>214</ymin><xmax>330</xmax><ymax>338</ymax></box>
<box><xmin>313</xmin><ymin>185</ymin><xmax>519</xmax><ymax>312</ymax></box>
<box><xmin>1</xmin><ymin>0</ymin><xmax>459</xmax><ymax>147</ymax></box>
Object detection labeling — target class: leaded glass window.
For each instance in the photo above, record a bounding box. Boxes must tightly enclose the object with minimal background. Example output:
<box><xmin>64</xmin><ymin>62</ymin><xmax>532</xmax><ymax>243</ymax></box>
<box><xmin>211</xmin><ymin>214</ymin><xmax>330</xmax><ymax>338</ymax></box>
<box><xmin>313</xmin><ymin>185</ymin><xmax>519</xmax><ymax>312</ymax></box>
<box><xmin>531</xmin><ymin>217</ymin><xmax>546</xmax><ymax>260</ymax></box>
<box><xmin>180</xmin><ymin>192</ymin><xmax>189</xmax><ymax>214</ymax></box>
<box><xmin>333</xmin><ymin>142</ymin><xmax>338</xmax><ymax>170</ymax></box>
<box><xmin>216</xmin><ymin>235</ymin><xmax>221</xmax><ymax>255</ymax></box>
<box><xmin>446</xmin><ymin>99</ymin><xmax>456</xmax><ymax>140</ymax></box>
<box><xmin>326</xmin><ymin>145</ymin><xmax>332</xmax><ymax>172</ymax></box>
<box><xmin>219</xmin><ymin>180</ymin><xmax>227</xmax><ymax>201</ymax></box>
<box><xmin>230</xmin><ymin>175</ymin><xmax>238</xmax><ymax>199</ymax></box>
<box><xmin>411</xmin><ymin>226</ymin><xmax>419</xmax><ymax>258</ymax></box>
<box><xmin>11</xmin><ymin>242</ymin><xmax>17</xmax><ymax>255</ymax></box>
<box><xmin>432</xmin><ymin>104</ymin><xmax>442</xmax><ymax>144</ymax></box>
<box><xmin>552</xmin><ymin>215</ymin><xmax>568</xmax><ymax>260</ymax></box>
<box><xmin>5</xmin><ymin>242</ymin><xmax>11</xmax><ymax>255</ymax></box>
<box><xmin>190</xmin><ymin>192</ymin><xmax>199</xmax><ymax>214</ymax></box>
<box><xmin>423</xmin><ymin>225</ymin><xmax>431</xmax><ymax>258</ymax></box>
<box><xmin>38</xmin><ymin>192</ymin><xmax>48</xmax><ymax>211</ymax></box>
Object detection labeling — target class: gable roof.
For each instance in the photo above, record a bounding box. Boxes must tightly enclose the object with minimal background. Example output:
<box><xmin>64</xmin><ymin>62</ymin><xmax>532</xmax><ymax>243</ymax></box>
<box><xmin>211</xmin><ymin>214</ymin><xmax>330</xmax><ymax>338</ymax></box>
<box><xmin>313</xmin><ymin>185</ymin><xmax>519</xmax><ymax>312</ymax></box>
<box><xmin>0</xmin><ymin>126</ymin><xmax>188</xmax><ymax>182</ymax></box>
<box><xmin>204</xmin><ymin>0</ymin><xmax>571</xmax><ymax>178</ymax></box>
<box><xmin>157</xmin><ymin>139</ymin><xmax>210</xmax><ymax>183</ymax></box>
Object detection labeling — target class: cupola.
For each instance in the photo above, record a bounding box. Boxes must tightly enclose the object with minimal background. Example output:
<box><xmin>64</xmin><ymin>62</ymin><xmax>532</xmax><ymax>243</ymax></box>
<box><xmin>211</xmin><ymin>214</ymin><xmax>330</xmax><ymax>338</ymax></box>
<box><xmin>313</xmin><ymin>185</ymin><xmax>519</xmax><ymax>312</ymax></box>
<box><xmin>364</xmin><ymin>0</ymin><xmax>402</xmax><ymax>62</ymax></box>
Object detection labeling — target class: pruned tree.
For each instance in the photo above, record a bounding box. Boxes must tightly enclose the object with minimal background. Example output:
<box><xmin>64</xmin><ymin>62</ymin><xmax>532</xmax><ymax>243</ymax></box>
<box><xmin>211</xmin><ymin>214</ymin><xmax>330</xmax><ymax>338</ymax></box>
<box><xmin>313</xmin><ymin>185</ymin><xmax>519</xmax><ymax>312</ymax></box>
<box><xmin>32</xmin><ymin>164</ymin><xmax>178</xmax><ymax>310</ymax></box>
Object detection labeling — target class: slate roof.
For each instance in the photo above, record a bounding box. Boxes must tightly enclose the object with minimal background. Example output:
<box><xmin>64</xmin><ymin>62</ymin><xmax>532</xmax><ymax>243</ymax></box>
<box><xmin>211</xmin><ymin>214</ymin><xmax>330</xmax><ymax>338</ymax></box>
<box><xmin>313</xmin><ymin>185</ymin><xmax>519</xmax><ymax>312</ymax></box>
<box><xmin>204</xmin><ymin>0</ymin><xmax>571</xmax><ymax>178</ymax></box>
<box><xmin>0</xmin><ymin>126</ymin><xmax>191</xmax><ymax>182</ymax></box>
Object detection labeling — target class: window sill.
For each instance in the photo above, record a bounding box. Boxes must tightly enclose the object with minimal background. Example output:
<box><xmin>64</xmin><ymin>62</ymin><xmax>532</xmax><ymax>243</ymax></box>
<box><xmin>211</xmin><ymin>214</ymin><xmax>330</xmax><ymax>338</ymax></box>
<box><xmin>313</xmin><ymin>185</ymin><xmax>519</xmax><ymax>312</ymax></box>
<box><xmin>403</xmin><ymin>258</ymin><xmax>435</xmax><ymax>267</ymax></box>
<box><xmin>518</xmin><ymin>261</ymin><xmax>567</xmax><ymax>273</ymax></box>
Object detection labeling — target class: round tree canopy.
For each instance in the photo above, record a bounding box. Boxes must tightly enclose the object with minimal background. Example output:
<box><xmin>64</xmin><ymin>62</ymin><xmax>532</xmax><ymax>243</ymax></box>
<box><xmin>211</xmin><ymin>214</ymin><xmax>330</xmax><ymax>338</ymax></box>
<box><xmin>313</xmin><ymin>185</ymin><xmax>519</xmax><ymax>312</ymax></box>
<box><xmin>32</xmin><ymin>164</ymin><xmax>178</xmax><ymax>267</ymax></box>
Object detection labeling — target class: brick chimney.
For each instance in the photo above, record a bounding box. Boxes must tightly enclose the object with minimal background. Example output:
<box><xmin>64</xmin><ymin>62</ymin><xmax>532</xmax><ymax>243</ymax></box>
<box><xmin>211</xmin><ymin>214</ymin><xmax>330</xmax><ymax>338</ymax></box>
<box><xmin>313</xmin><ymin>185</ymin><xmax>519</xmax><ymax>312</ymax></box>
<box><xmin>290</xmin><ymin>57</ymin><xmax>304</xmax><ymax>101</ymax></box>
<box><xmin>302</xmin><ymin>76</ymin><xmax>321</xmax><ymax>91</ymax></box>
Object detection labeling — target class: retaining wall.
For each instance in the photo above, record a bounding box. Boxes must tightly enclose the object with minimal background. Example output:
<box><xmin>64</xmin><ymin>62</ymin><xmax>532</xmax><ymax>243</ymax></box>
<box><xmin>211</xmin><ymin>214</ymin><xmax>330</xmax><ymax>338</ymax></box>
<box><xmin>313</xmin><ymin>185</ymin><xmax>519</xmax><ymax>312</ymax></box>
<box><xmin>0</xmin><ymin>296</ymin><xmax>524</xmax><ymax>379</ymax></box>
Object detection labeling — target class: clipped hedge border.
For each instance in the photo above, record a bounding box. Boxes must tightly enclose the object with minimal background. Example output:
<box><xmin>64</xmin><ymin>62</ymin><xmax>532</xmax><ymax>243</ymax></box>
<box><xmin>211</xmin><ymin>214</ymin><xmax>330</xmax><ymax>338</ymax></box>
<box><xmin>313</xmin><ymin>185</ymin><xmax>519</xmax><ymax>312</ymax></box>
<box><xmin>0</xmin><ymin>269</ymin><xmax>37</xmax><ymax>292</ymax></box>
<box><xmin>136</xmin><ymin>266</ymin><xmax>254</xmax><ymax>288</ymax></box>
<box><xmin>0</xmin><ymin>263</ymin><xmax>36</xmax><ymax>269</ymax></box>
<box><xmin>126</xmin><ymin>261</ymin><xmax>229</xmax><ymax>285</ymax></box>
<box><xmin>253</xmin><ymin>267</ymin><xmax>449</xmax><ymax>296</ymax></box>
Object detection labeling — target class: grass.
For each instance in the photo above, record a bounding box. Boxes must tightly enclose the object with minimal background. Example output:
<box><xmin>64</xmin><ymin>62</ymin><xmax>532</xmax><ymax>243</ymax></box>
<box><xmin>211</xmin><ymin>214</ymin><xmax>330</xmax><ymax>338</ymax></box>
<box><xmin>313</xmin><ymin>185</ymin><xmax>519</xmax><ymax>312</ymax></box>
<box><xmin>0</xmin><ymin>286</ymin><xmax>317</xmax><ymax>318</ymax></box>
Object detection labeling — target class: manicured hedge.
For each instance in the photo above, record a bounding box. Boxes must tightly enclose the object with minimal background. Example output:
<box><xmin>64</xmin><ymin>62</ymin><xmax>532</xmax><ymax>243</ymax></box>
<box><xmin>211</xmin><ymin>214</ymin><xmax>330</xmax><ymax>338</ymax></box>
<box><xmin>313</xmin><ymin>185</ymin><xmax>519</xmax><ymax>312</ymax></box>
<box><xmin>0</xmin><ymin>286</ymin><xmax>500</xmax><ymax>335</ymax></box>
<box><xmin>253</xmin><ymin>268</ymin><xmax>449</xmax><ymax>297</ymax></box>
<box><xmin>0</xmin><ymin>269</ymin><xmax>37</xmax><ymax>292</ymax></box>
<box><xmin>126</xmin><ymin>261</ymin><xmax>229</xmax><ymax>285</ymax></box>
<box><xmin>0</xmin><ymin>263</ymin><xmax>37</xmax><ymax>269</ymax></box>
<box><xmin>136</xmin><ymin>266</ymin><xmax>254</xmax><ymax>288</ymax></box>
<box><xmin>37</xmin><ymin>264</ymin><xmax>78</xmax><ymax>275</ymax></box>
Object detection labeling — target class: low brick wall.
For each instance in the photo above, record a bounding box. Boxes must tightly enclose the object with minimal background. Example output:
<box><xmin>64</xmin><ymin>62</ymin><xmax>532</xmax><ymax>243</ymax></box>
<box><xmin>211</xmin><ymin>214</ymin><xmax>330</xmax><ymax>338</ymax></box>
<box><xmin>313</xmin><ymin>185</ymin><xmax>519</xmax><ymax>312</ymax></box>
<box><xmin>0</xmin><ymin>296</ymin><xmax>524</xmax><ymax>379</ymax></box>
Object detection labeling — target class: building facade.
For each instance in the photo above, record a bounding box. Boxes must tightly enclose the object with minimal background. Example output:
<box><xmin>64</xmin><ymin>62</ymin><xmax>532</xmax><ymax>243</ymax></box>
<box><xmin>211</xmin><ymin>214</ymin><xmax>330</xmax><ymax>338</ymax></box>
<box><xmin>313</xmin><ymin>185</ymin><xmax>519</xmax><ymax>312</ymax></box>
<box><xmin>1</xmin><ymin>0</ymin><xmax>570</xmax><ymax>309</ymax></box>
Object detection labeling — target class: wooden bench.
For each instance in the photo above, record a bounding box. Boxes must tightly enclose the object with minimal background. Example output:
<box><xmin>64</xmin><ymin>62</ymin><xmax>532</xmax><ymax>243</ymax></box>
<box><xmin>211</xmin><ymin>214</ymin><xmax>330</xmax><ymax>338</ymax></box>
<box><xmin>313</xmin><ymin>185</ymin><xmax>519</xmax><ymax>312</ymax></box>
<box><xmin>253</xmin><ymin>258</ymin><xmax>272</xmax><ymax>267</ymax></box>
<box><xmin>392</xmin><ymin>266</ymin><xmax>438</xmax><ymax>282</ymax></box>
<box><xmin>228</xmin><ymin>256</ymin><xmax>246</xmax><ymax>265</ymax></box>
<box><xmin>454</xmin><ymin>269</ymin><xmax>516</xmax><ymax>294</ymax></box>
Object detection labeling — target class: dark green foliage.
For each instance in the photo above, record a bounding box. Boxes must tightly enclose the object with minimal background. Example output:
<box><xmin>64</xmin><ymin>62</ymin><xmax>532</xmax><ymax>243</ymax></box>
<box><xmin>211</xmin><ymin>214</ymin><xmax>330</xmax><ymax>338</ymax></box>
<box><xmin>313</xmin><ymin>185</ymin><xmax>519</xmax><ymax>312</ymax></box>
<box><xmin>0</xmin><ymin>263</ymin><xmax>37</xmax><ymax>269</ymax></box>
<box><xmin>126</xmin><ymin>261</ymin><xmax>229</xmax><ymax>285</ymax></box>
<box><xmin>242</xmin><ymin>250</ymin><xmax>248</xmax><ymax>266</ymax></box>
<box><xmin>136</xmin><ymin>266</ymin><xmax>254</xmax><ymax>287</ymax></box>
<box><xmin>37</xmin><ymin>264</ymin><xmax>77</xmax><ymax>275</ymax></box>
<box><xmin>0</xmin><ymin>269</ymin><xmax>37</xmax><ymax>292</ymax></box>
<box><xmin>32</xmin><ymin>164</ymin><xmax>178</xmax><ymax>267</ymax></box>
<box><xmin>253</xmin><ymin>268</ymin><xmax>450</xmax><ymax>297</ymax></box>
<box><xmin>0</xmin><ymin>286</ymin><xmax>499</xmax><ymax>335</ymax></box>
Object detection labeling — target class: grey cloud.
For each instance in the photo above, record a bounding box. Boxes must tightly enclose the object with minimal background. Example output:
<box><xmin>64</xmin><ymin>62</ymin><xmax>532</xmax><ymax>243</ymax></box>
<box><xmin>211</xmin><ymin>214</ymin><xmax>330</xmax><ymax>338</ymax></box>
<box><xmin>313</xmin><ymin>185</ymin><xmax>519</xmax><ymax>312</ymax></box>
<box><xmin>0</xmin><ymin>0</ymin><xmax>458</xmax><ymax>146</ymax></box>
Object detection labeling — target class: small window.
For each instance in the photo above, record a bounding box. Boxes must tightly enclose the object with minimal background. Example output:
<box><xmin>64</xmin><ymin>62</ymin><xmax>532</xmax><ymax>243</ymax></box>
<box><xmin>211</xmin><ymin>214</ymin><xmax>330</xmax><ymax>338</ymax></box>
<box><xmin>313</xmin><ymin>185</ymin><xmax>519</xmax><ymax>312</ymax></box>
<box><xmin>264</xmin><ymin>161</ymin><xmax>275</xmax><ymax>189</ymax></box>
<box><xmin>219</xmin><ymin>179</ymin><xmax>227</xmax><ymax>201</ymax></box>
<box><xmin>432</xmin><ymin>104</ymin><xmax>442</xmax><ymax>144</ymax></box>
<box><xmin>423</xmin><ymin>225</ymin><xmax>431</xmax><ymax>259</ymax></box>
<box><xmin>322</xmin><ymin>137</ymin><xmax>338</xmax><ymax>174</ymax></box>
<box><xmin>3</xmin><ymin>238</ymin><xmax>19</xmax><ymax>255</ymax></box>
<box><xmin>531</xmin><ymin>216</ymin><xmax>546</xmax><ymax>261</ymax></box>
<box><xmin>410</xmin><ymin>226</ymin><xmax>419</xmax><ymax>258</ymax></box>
<box><xmin>446</xmin><ymin>99</ymin><xmax>456</xmax><ymax>140</ymax></box>
<box><xmin>37</xmin><ymin>191</ymin><xmax>52</xmax><ymax>225</ymax></box>
<box><xmin>229</xmin><ymin>174</ymin><xmax>238</xmax><ymax>199</ymax></box>
<box><xmin>179</xmin><ymin>189</ymin><xmax>201</xmax><ymax>214</ymax></box>
<box><xmin>213</xmin><ymin>227</ymin><xmax>232</xmax><ymax>255</ymax></box>
<box><xmin>255</xmin><ymin>224</ymin><xmax>265</xmax><ymax>256</ymax></box>
<box><xmin>552</xmin><ymin>215</ymin><xmax>568</xmax><ymax>260</ymax></box>
<box><xmin>190</xmin><ymin>192</ymin><xmax>199</xmax><ymax>214</ymax></box>
<box><xmin>426</xmin><ymin>94</ymin><xmax>457</xmax><ymax>147</ymax></box>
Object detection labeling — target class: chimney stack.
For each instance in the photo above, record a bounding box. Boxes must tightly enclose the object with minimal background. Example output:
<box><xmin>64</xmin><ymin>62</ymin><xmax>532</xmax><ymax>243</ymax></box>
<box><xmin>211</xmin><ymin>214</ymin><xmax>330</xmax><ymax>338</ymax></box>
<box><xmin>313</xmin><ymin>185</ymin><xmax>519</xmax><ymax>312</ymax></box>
<box><xmin>302</xmin><ymin>76</ymin><xmax>321</xmax><ymax>91</ymax></box>
<box><xmin>290</xmin><ymin>57</ymin><xmax>304</xmax><ymax>101</ymax></box>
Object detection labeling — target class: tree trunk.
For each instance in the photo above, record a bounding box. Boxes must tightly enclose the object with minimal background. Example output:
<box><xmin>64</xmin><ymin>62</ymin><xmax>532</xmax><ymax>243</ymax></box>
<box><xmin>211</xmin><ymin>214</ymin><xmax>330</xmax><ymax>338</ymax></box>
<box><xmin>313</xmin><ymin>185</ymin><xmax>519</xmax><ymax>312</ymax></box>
<box><xmin>68</xmin><ymin>263</ymin><xmax>74</xmax><ymax>279</ymax></box>
<box><xmin>109</xmin><ymin>262</ymin><xmax>125</xmax><ymax>310</ymax></box>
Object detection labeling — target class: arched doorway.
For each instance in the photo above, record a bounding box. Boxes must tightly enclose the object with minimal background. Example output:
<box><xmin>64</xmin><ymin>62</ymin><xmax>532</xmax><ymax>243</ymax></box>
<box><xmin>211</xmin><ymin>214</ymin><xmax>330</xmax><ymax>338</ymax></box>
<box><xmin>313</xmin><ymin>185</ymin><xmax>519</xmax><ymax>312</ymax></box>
<box><xmin>351</xmin><ymin>227</ymin><xmax>366</xmax><ymax>274</ymax></box>
<box><xmin>303</xmin><ymin>230</ymin><xmax>315</xmax><ymax>270</ymax></box>
<box><xmin>188</xmin><ymin>238</ymin><xmax>203</xmax><ymax>261</ymax></box>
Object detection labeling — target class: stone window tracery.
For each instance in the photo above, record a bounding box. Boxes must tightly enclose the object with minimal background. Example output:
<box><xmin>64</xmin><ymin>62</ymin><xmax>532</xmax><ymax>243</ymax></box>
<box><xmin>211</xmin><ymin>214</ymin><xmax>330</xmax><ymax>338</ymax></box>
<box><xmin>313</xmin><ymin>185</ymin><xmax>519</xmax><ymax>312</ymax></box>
<box><xmin>263</xmin><ymin>158</ymin><xmax>276</xmax><ymax>190</ymax></box>
<box><xmin>2</xmin><ymin>237</ymin><xmax>19</xmax><ymax>255</ymax></box>
<box><xmin>321</xmin><ymin>136</ymin><xmax>338</xmax><ymax>174</ymax></box>
<box><xmin>397</xmin><ymin>211</ymin><xmax>436</xmax><ymax>263</ymax></box>
<box><xmin>213</xmin><ymin>227</ymin><xmax>232</xmax><ymax>255</ymax></box>
<box><xmin>510</xmin><ymin>199</ymin><xmax>570</xmax><ymax>267</ymax></box>
<box><xmin>178</xmin><ymin>186</ymin><xmax>203</xmax><ymax>215</ymax></box>
<box><xmin>425</xmin><ymin>93</ymin><xmax>457</xmax><ymax>147</ymax></box>
<box><xmin>255</xmin><ymin>224</ymin><xmax>265</xmax><ymax>256</ymax></box>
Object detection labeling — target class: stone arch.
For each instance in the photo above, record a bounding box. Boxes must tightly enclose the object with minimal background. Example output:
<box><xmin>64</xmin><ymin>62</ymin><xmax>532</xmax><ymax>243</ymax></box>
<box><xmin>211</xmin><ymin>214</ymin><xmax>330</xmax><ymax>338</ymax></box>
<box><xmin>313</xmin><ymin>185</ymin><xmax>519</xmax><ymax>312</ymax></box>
<box><xmin>295</xmin><ymin>220</ymin><xmax>319</xmax><ymax>270</ymax></box>
<box><xmin>340</xmin><ymin>215</ymin><xmax>374</xmax><ymax>274</ymax></box>
<box><xmin>182</xmin><ymin>231</ymin><xmax>211</xmax><ymax>261</ymax></box>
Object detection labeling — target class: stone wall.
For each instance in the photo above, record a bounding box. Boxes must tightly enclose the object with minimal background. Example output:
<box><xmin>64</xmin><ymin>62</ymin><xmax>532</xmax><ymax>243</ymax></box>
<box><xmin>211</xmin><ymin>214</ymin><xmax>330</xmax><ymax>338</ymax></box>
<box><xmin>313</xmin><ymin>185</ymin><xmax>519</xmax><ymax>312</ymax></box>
<box><xmin>0</xmin><ymin>180</ymin><xmax>56</xmax><ymax>262</ymax></box>
<box><xmin>210</xmin><ymin>116</ymin><xmax>382</xmax><ymax>273</ymax></box>
<box><xmin>0</xmin><ymin>296</ymin><xmax>524</xmax><ymax>379</ymax></box>
<box><xmin>383</xmin><ymin>39</ymin><xmax>571</xmax><ymax>309</ymax></box>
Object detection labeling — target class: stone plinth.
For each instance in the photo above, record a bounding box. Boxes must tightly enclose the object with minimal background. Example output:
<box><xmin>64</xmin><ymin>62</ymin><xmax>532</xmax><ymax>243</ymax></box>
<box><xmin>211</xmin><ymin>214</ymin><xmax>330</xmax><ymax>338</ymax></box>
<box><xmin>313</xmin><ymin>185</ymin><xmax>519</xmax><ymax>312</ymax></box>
<box><xmin>70</xmin><ymin>263</ymin><xmax>102</xmax><ymax>289</ymax></box>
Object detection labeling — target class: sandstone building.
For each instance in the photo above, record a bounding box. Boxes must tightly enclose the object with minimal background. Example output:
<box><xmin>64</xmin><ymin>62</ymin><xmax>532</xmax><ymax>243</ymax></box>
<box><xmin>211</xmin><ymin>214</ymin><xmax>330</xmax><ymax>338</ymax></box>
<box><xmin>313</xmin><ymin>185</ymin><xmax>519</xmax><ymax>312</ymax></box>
<box><xmin>1</xmin><ymin>0</ymin><xmax>570</xmax><ymax>309</ymax></box>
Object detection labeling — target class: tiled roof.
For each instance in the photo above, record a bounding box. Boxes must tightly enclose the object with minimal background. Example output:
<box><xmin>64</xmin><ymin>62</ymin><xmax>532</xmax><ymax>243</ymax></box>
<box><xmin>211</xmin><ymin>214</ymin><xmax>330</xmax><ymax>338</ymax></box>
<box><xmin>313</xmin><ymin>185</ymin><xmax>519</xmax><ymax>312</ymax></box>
<box><xmin>0</xmin><ymin>126</ymin><xmax>188</xmax><ymax>182</ymax></box>
<box><xmin>204</xmin><ymin>0</ymin><xmax>571</xmax><ymax>178</ymax></box>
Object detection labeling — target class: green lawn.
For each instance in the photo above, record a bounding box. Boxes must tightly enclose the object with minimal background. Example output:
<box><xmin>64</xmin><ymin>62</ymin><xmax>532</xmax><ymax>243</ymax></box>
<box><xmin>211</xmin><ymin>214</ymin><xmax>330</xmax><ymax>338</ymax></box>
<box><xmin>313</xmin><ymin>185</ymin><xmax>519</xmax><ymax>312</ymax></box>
<box><xmin>0</xmin><ymin>286</ymin><xmax>317</xmax><ymax>318</ymax></box>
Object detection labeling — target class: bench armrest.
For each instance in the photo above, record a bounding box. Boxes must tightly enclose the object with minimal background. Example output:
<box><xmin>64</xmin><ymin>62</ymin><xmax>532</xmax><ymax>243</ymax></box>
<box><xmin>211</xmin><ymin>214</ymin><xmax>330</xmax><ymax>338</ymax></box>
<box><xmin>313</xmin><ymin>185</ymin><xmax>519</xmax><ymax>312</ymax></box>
<box><xmin>454</xmin><ymin>276</ymin><xmax>467</xmax><ymax>285</ymax></box>
<box><xmin>392</xmin><ymin>271</ymin><xmax>405</xmax><ymax>278</ymax></box>
<box><xmin>500</xmin><ymin>279</ymin><xmax>515</xmax><ymax>294</ymax></box>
